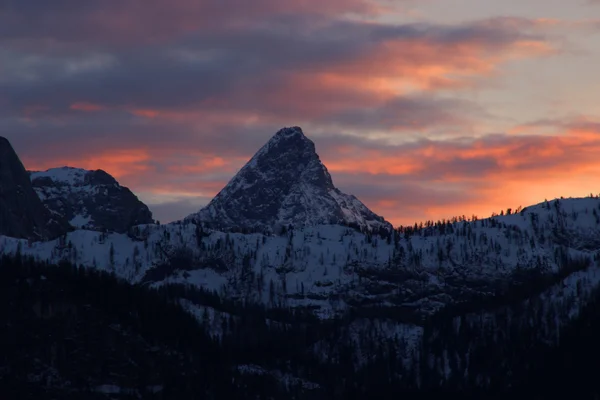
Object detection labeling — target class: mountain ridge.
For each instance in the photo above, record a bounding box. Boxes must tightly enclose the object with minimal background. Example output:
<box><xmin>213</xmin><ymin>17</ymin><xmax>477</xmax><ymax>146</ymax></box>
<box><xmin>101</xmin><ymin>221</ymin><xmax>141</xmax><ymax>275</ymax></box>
<box><xmin>29</xmin><ymin>166</ymin><xmax>154</xmax><ymax>233</ymax></box>
<box><xmin>185</xmin><ymin>126</ymin><xmax>392</xmax><ymax>233</ymax></box>
<box><xmin>0</xmin><ymin>136</ymin><xmax>71</xmax><ymax>240</ymax></box>
<box><xmin>2</xmin><ymin>132</ymin><xmax>600</xmax><ymax>396</ymax></box>
<box><xmin>2</xmin><ymin>134</ymin><xmax>600</xmax><ymax>391</ymax></box>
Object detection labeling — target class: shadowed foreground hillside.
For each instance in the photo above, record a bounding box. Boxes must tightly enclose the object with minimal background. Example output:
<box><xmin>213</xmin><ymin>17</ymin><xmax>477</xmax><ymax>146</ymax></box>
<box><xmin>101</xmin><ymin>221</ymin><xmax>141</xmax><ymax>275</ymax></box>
<box><xmin>2</xmin><ymin>253</ymin><xmax>600</xmax><ymax>399</ymax></box>
<box><xmin>0</xmin><ymin>255</ymin><xmax>296</xmax><ymax>399</ymax></box>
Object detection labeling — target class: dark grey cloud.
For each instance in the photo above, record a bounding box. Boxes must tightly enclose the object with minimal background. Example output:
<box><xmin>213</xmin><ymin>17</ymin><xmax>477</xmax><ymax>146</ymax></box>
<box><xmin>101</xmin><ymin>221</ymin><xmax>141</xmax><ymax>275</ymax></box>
<box><xmin>0</xmin><ymin>1</ymin><xmax>569</xmax><ymax>226</ymax></box>
<box><xmin>333</xmin><ymin>172</ymin><xmax>477</xmax><ymax>205</ymax></box>
<box><xmin>0</xmin><ymin>0</ymin><xmax>374</xmax><ymax>45</ymax></box>
<box><xmin>1</xmin><ymin>110</ymin><xmax>281</xmax><ymax>163</ymax></box>
<box><xmin>317</xmin><ymin>96</ymin><xmax>486</xmax><ymax>130</ymax></box>
<box><xmin>0</xmin><ymin>12</ymin><xmax>551</xmax><ymax>119</ymax></box>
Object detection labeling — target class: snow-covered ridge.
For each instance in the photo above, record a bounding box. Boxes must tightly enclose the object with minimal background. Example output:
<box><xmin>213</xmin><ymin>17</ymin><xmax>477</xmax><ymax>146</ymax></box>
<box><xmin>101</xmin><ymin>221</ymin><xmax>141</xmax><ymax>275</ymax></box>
<box><xmin>4</xmin><ymin>129</ymin><xmax>600</xmax><ymax>374</ymax></box>
<box><xmin>186</xmin><ymin>126</ymin><xmax>391</xmax><ymax>232</ymax></box>
<box><xmin>2</xmin><ymin>195</ymin><xmax>600</xmax><ymax>388</ymax></box>
<box><xmin>30</xmin><ymin>166</ymin><xmax>90</xmax><ymax>187</ymax></box>
<box><xmin>3</xmin><ymin>196</ymin><xmax>600</xmax><ymax>320</ymax></box>
<box><xmin>29</xmin><ymin>167</ymin><xmax>154</xmax><ymax>233</ymax></box>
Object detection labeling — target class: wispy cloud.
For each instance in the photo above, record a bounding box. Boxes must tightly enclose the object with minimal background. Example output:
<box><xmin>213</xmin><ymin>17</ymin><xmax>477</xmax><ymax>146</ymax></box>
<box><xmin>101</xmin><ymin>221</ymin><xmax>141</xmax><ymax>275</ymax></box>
<box><xmin>15</xmin><ymin>116</ymin><xmax>600</xmax><ymax>225</ymax></box>
<box><xmin>1</xmin><ymin>0</ymin><xmax>598</xmax><ymax>225</ymax></box>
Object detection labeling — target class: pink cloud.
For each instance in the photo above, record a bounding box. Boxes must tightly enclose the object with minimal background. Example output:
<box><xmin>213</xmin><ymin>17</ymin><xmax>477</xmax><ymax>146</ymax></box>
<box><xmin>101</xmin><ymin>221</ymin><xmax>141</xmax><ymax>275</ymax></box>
<box><xmin>18</xmin><ymin>117</ymin><xmax>600</xmax><ymax>226</ymax></box>
<box><xmin>70</xmin><ymin>102</ymin><xmax>105</xmax><ymax>112</ymax></box>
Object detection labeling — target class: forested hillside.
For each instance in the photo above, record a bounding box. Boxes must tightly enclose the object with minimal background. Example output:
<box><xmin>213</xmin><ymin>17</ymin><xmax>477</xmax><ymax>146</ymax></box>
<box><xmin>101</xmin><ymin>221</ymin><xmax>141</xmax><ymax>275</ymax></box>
<box><xmin>0</xmin><ymin>255</ymin><xmax>307</xmax><ymax>399</ymax></box>
<box><xmin>3</xmin><ymin>253</ymin><xmax>600</xmax><ymax>399</ymax></box>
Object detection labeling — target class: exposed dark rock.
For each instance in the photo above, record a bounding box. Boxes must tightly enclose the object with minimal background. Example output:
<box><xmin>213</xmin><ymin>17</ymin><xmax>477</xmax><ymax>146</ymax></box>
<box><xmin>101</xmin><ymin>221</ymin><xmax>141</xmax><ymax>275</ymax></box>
<box><xmin>29</xmin><ymin>167</ymin><xmax>154</xmax><ymax>233</ymax></box>
<box><xmin>186</xmin><ymin>126</ymin><xmax>391</xmax><ymax>232</ymax></box>
<box><xmin>0</xmin><ymin>137</ymin><xmax>71</xmax><ymax>240</ymax></box>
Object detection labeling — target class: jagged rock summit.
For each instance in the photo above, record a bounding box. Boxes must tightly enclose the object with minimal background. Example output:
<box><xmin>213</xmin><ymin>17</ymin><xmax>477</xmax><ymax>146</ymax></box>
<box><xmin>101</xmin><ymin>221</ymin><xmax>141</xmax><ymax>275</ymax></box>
<box><xmin>29</xmin><ymin>167</ymin><xmax>155</xmax><ymax>233</ymax></box>
<box><xmin>0</xmin><ymin>136</ymin><xmax>71</xmax><ymax>240</ymax></box>
<box><xmin>186</xmin><ymin>126</ymin><xmax>392</xmax><ymax>232</ymax></box>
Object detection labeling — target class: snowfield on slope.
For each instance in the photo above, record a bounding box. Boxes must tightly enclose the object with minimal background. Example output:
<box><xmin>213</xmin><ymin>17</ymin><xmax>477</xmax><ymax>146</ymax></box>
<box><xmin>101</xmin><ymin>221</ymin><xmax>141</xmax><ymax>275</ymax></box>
<box><xmin>1</xmin><ymin>196</ymin><xmax>599</xmax><ymax>318</ymax></box>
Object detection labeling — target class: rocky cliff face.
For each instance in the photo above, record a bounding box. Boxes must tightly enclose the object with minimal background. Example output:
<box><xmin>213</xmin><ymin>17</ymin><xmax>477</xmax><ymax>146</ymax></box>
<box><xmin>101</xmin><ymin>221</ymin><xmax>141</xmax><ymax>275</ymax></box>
<box><xmin>185</xmin><ymin>126</ymin><xmax>391</xmax><ymax>232</ymax></box>
<box><xmin>0</xmin><ymin>137</ymin><xmax>71</xmax><ymax>240</ymax></box>
<box><xmin>29</xmin><ymin>167</ymin><xmax>154</xmax><ymax>233</ymax></box>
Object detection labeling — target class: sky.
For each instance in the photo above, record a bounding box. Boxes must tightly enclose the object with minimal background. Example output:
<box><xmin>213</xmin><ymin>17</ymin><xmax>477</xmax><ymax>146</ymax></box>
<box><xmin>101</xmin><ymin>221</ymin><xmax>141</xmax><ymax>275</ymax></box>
<box><xmin>2</xmin><ymin>0</ymin><xmax>600</xmax><ymax>227</ymax></box>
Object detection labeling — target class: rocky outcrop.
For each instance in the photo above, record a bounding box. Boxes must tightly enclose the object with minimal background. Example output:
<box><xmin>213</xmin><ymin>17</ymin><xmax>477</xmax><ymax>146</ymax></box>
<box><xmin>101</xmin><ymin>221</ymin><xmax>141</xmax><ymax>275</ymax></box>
<box><xmin>30</xmin><ymin>167</ymin><xmax>154</xmax><ymax>233</ymax></box>
<box><xmin>0</xmin><ymin>137</ymin><xmax>71</xmax><ymax>240</ymax></box>
<box><xmin>185</xmin><ymin>126</ymin><xmax>391</xmax><ymax>232</ymax></box>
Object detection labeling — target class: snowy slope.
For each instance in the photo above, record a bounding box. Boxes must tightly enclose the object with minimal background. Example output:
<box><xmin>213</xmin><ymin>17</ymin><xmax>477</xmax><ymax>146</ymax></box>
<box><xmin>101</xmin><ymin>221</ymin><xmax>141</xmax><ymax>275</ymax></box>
<box><xmin>30</xmin><ymin>167</ymin><xmax>88</xmax><ymax>186</ymax></box>
<box><xmin>29</xmin><ymin>167</ymin><xmax>154</xmax><ymax>233</ymax></box>
<box><xmin>2</xmin><ymin>196</ymin><xmax>600</xmax><ymax>320</ymax></box>
<box><xmin>5</xmin><ymin>129</ymin><xmax>600</xmax><ymax>390</ymax></box>
<box><xmin>185</xmin><ymin>127</ymin><xmax>392</xmax><ymax>233</ymax></box>
<box><xmin>3</xmin><ymin>193</ymin><xmax>600</xmax><ymax>384</ymax></box>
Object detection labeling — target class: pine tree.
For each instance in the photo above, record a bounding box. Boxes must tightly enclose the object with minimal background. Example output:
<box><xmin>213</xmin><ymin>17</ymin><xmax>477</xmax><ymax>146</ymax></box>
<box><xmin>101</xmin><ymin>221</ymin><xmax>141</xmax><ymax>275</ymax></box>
<box><xmin>109</xmin><ymin>243</ymin><xmax>115</xmax><ymax>269</ymax></box>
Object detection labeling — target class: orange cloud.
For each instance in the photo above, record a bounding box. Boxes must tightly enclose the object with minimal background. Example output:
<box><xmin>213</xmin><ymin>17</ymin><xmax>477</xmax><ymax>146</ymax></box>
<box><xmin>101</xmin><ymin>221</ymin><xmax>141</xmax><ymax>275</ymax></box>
<box><xmin>318</xmin><ymin>121</ymin><xmax>600</xmax><ymax>226</ymax></box>
<box><xmin>129</xmin><ymin>109</ymin><xmax>161</xmax><ymax>118</ymax></box>
<box><xmin>70</xmin><ymin>102</ymin><xmax>105</xmax><ymax>112</ymax></box>
<box><xmin>309</xmin><ymin>32</ymin><xmax>555</xmax><ymax>93</ymax></box>
<box><xmin>161</xmin><ymin>27</ymin><xmax>555</xmax><ymax>130</ymax></box>
<box><xmin>19</xmin><ymin>116</ymin><xmax>600</xmax><ymax>228</ymax></box>
<box><xmin>166</xmin><ymin>157</ymin><xmax>228</xmax><ymax>173</ymax></box>
<box><xmin>50</xmin><ymin>18</ymin><xmax>555</xmax><ymax>129</ymax></box>
<box><xmin>326</xmin><ymin>153</ymin><xmax>421</xmax><ymax>175</ymax></box>
<box><xmin>19</xmin><ymin>119</ymin><xmax>600</xmax><ymax>227</ymax></box>
<box><xmin>26</xmin><ymin>149</ymin><xmax>151</xmax><ymax>180</ymax></box>
<box><xmin>23</xmin><ymin>145</ymin><xmax>245</xmax><ymax>204</ymax></box>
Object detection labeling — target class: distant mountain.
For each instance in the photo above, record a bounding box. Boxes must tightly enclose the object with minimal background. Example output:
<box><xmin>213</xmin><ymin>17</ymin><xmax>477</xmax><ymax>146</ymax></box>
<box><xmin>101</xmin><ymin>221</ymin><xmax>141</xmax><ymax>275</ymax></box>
<box><xmin>3</xmin><ymin>195</ymin><xmax>600</xmax><ymax>397</ymax></box>
<box><xmin>185</xmin><ymin>126</ymin><xmax>392</xmax><ymax>233</ymax></box>
<box><xmin>5</xmin><ymin>129</ymin><xmax>600</xmax><ymax>396</ymax></box>
<box><xmin>29</xmin><ymin>167</ymin><xmax>154</xmax><ymax>233</ymax></box>
<box><xmin>0</xmin><ymin>137</ymin><xmax>71</xmax><ymax>240</ymax></box>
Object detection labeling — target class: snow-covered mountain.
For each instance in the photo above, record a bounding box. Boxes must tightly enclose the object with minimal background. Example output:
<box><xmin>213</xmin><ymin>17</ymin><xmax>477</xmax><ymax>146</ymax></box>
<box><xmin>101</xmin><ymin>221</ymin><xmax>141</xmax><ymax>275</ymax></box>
<box><xmin>2</xmin><ymin>194</ymin><xmax>600</xmax><ymax>392</ymax></box>
<box><xmin>2</xmin><ymin>195</ymin><xmax>599</xmax><ymax>319</ymax></box>
<box><xmin>4</xmin><ymin>124</ymin><xmax>600</xmax><ymax>388</ymax></box>
<box><xmin>0</xmin><ymin>137</ymin><xmax>71</xmax><ymax>240</ymax></box>
<box><xmin>2</xmin><ymin>130</ymin><xmax>599</xmax><ymax>323</ymax></box>
<box><xmin>29</xmin><ymin>167</ymin><xmax>154</xmax><ymax>233</ymax></box>
<box><xmin>4</xmin><ymin>130</ymin><xmax>600</xmax><ymax>394</ymax></box>
<box><xmin>185</xmin><ymin>126</ymin><xmax>392</xmax><ymax>233</ymax></box>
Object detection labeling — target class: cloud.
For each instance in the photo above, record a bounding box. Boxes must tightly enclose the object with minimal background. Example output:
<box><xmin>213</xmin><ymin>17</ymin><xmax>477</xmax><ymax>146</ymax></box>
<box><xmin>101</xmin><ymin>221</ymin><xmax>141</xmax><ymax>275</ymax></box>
<box><xmin>0</xmin><ymin>0</ymin><xmax>376</xmax><ymax>46</ymax></box>
<box><xmin>70</xmin><ymin>102</ymin><xmax>106</xmax><ymax>112</ymax></box>
<box><xmin>8</xmin><ymin>116</ymin><xmax>600</xmax><ymax>226</ymax></box>
<box><xmin>1</xmin><ymin>12</ymin><xmax>559</xmax><ymax>169</ymax></box>
<box><xmin>0</xmin><ymin>14</ymin><xmax>557</xmax><ymax>145</ymax></box>
<box><xmin>320</xmin><ymin>118</ymin><xmax>600</xmax><ymax>183</ymax></box>
<box><xmin>316</xmin><ymin>95</ymin><xmax>486</xmax><ymax>132</ymax></box>
<box><xmin>316</xmin><ymin>119</ymin><xmax>600</xmax><ymax>224</ymax></box>
<box><xmin>1</xmin><ymin>1</ymin><xmax>594</xmax><ymax>226</ymax></box>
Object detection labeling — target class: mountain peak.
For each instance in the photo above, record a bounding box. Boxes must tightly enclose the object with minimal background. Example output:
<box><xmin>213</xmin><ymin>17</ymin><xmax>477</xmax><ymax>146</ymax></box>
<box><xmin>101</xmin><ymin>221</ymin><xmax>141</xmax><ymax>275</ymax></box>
<box><xmin>266</xmin><ymin>126</ymin><xmax>310</xmax><ymax>147</ymax></box>
<box><xmin>186</xmin><ymin>127</ymin><xmax>391</xmax><ymax>232</ymax></box>
<box><xmin>0</xmin><ymin>137</ymin><xmax>71</xmax><ymax>240</ymax></box>
<box><xmin>253</xmin><ymin>126</ymin><xmax>315</xmax><ymax>158</ymax></box>
<box><xmin>29</xmin><ymin>167</ymin><xmax>154</xmax><ymax>233</ymax></box>
<box><xmin>274</xmin><ymin>126</ymin><xmax>305</xmax><ymax>139</ymax></box>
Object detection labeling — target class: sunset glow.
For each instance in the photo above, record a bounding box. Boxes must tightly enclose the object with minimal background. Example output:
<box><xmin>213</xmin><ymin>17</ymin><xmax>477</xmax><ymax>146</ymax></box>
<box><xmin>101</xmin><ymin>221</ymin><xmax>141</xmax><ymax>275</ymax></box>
<box><xmin>3</xmin><ymin>0</ymin><xmax>599</xmax><ymax>226</ymax></box>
